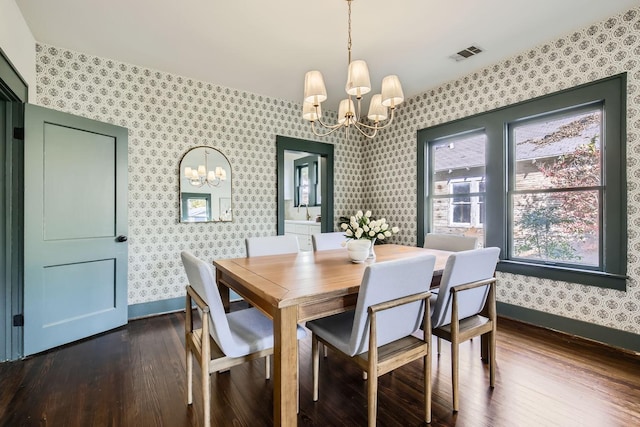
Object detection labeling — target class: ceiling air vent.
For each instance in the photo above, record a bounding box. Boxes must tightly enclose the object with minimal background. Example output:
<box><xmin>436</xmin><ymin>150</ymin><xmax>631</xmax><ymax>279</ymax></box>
<box><xmin>450</xmin><ymin>45</ymin><xmax>483</xmax><ymax>62</ymax></box>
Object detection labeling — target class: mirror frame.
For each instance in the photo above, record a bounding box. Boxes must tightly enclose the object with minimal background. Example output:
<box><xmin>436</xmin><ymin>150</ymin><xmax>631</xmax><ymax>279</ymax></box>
<box><xmin>179</xmin><ymin>145</ymin><xmax>233</xmax><ymax>223</ymax></box>
<box><xmin>276</xmin><ymin>136</ymin><xmax>334</xmax><ymax>234</ymax></box>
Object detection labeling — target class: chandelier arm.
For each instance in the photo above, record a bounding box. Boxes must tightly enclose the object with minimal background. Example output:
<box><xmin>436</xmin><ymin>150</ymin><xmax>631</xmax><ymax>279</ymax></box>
<box><xmin>351</xmin><ymin>121</ymin><xmax>379</xmax><ymax>139</ymax></box>
<box><xmin>310</xmin><ymin>121</ymin><xmax>349</xmax><ymax>138</ymax></box>
<box><xmin>352</xmin><ymin>107</ymin><xmax>397</xmax><ymax>131</ymax></box>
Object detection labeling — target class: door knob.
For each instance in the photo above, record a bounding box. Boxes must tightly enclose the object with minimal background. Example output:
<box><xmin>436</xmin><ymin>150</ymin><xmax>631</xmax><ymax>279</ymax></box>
<box><xmin>116</xmin><ymin>235</ymin><xmax>128</xmax><ymax>243</ymax></box>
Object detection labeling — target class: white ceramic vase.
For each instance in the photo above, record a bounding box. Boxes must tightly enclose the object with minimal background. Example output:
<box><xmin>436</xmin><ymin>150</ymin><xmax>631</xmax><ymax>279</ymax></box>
<box><xmin>347</xmin><ymin>239</ymin><xmax>371</xmax><ymax>263</ymax></box>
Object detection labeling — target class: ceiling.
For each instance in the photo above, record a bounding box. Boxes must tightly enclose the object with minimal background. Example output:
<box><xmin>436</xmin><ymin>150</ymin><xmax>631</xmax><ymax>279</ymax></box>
<box><xmin>15</xmin><ymin>0</ymin><xmax>639</xmax><ymax>111</ymax></box>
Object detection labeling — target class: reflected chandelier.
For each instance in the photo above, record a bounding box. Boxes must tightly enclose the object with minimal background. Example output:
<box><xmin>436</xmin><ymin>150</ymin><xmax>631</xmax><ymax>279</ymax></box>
<box><xmin>184</xmin><ymin>149</ymin><xmax>227</xmax><ymax>188</ymax></box>
<box><xmin>302</xmin><ymin>0</ymin><xmax>404</xmax><ymax>139</ymax></box>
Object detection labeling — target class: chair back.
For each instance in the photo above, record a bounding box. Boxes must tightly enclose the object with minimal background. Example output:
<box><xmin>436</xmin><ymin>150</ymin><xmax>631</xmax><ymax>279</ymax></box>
<box><xmin>312</xmin><ymin>231</ymin><xmax>346</xmax><ymax>251</ymax></box>
<box><xmin>245</xmin><ymin>235</ymin><xmax>299</xmax><ymax>257</ymax></box>
<box><xmin>181</xmin><ymin>251</ymin><xmax>239</xmax><ymax>355</ymax></box>
<box><xmin>423</xmin><ymin>233</ymin><xmax>477</xmax><ymax>252</ymax></box>
<box><xmin>348</xmin><ymin>255</ymin><xmax>436</xmax><ymax>356</ymax></box>
<box><xmin>431</xmin><ymin>247</ymin><xmax>500</xmax><ymax>329</ymax></box>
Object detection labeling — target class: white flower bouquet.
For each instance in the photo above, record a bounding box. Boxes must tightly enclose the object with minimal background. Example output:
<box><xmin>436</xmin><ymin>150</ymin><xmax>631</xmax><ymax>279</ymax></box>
<box><xmin>340</xmin><ymin>210</ymin><xmax>400</xmax><ymax>241</ymax></box>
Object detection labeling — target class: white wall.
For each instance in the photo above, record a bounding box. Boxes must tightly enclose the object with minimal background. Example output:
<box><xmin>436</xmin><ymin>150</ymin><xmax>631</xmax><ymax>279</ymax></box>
<box><xmin>0</xmin><ymin>0</ymin><xmax>36</xmax><ymax>98</ymax></box>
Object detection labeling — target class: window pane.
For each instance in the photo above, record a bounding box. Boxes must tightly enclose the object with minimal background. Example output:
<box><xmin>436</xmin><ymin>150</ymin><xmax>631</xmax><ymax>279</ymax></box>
<box><xmin>432</xmin><ymin>133</ymin><xmax>486</xmax><ymax>195</ymax></box>
<box><xmin>514</xmin><ymin>109</ymin><xmax>602</xmax><ymax>191</ymax></box>
<box><xmin>298</xmin><ymin>165</ymin><xmax>309</xmax><ymax>205</ymax></box>
<box><xmin>511</xmin><ymin>190</ymin><xmax>600</xmax><ymax>267</ymax></box>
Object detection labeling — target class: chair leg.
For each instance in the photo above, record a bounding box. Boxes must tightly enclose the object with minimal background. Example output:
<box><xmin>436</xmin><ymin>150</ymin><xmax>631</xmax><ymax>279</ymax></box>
<box><xmin>424</xmin><ymin>352</ymin><xmax>432</xmax><ymax>424</ymax></box>
<box><xmin>265</xmin><ymin>355</ymin><xmax>271</xmax><ymax>380</ymax></box>
<box><xmin>489</xmin><ymin>330</ymin><xmax>496</xmax><ymax>388</ymax></box>
<box><xmin>323</xmin><ymin>344</ymin><xmax>328</xmax><ymax>358</ymax></box>
<box><xmin>367</xmin><ymin>370</ymin><xmax>377</xmax><ymax>427</ymax></box>
<box><xmin>452</xmin><ymin>341</ymin><xmax>459</xmax><ymax>412</ymax></box>
<box><xmin>437</xmin><ymin>337</ymin><xmax>441</xmax><ymax>355</ymax></box>
<box><xmin>186</xmin><ymin>347</ymin><xmax>193</xmax><ymax>405</ymax></box>
<box><xmin>312</xmin><ymin>335</ymin><xmax>320</xmax><ymax>401</ymax></box>
<box><xmin>203</xmin><ymin>372</ymin><xmax>211</xmax><ymax>427</ymax></box>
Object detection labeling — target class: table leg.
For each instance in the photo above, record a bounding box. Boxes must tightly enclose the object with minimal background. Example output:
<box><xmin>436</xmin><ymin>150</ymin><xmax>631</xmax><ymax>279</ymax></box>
<box><xmin>216</xmin><ymin>269</ymin><xmax>230</xmax><ymax>312</ymax></box>
<box><xmin>273</xmin><ymin>305</ymin><xmax>298</xmax><ymax>426</ymax></box>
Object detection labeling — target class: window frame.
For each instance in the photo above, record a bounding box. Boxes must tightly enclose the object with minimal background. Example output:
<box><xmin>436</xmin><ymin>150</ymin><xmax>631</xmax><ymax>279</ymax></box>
<box><xmin>417</xmin><ymin>74</ymin><xmax>627</xmax><ymax>290</ymax></box>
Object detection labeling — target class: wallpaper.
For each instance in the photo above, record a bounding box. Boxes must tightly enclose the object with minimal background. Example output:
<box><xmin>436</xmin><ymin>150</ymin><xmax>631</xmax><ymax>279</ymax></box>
<box><xmin>34</xmin><ymin>46</ymin><xmax>363</xmax><ymax>304</ymax></box>
<box><xmin>34</xmin><ymin>6</ymin><xmax>640</xmax><ymax>336</ymax></box>
<box><xmin>364</xmin><ymin>7</ymin><xmax>640</xmax><ymax>335</ymax></box>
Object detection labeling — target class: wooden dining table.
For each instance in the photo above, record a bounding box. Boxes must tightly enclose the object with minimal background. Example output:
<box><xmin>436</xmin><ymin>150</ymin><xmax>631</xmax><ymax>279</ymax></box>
<box><xmin>214</xmin><ymin>244</ymin><xmax>452</xmax><ymax>426</ymax></box>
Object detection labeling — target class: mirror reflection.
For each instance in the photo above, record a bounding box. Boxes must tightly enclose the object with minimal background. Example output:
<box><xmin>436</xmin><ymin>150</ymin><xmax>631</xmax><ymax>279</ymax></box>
<box><xmin>179</xmin><ymin>146</ymin><xmax>232</xmax><ymax>223</ymax></box>
<box><xmin>284</xmin><ymin>151</ymin><xmax>322</xmax><ymax>222</ymax></box>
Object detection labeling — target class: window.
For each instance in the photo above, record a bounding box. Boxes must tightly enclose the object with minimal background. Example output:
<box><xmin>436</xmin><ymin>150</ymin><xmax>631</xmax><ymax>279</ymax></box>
<box><xmin>429</xmin><ymin>132</ymin><xmax>486</xmax><ymax>241</ymax></box>
<box><xmin>294</xmin><ymin>155</ymin><xmax>319</xmax><ymax>207</ymax></box>
<box><xmin>417</xmin><ymin>74</ymin><xmax>626</xmax><ymax>290</ymax></box>
<box><xmin>509</xmin><ymin>107</ymin><xmax>602</xmax><ymax>268</ymax></box>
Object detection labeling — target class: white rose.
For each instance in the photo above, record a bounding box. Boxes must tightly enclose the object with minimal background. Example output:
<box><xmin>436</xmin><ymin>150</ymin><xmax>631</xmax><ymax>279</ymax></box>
<box><xmin>377</xmin><ymin>233</ymin><xmax>385</xmax><ymax>240</ymax></box>
<box><xmin>355</xmin><ymin>228</ymin><xmax>363</xmax><ymax>238</ymax></box>
<box><xmin>381</xmin><ymin>223</ymin><xmax>389</xmax><ymax>231</ymax></box>
<box><xmin>365</xmin><ymin>210</ymin><xmax>372</xmax><ymax>218</ymax></box>
<box><xmin>373</xmin><ymin>226</ymin><xmax>381</xmax><ymax>233</ymax></box>
<box><xmin>350</xmin><ymin>219</ymin><xmax>358</xmax><ymax>228</ymax></box>
<box><xmin>384</xmin><ymin>231</ymin><xmax>391</xmax><ymax>237</ymax></box>
<box><xmin>341</xmin><ymin>223</ymin><xmax>348</xmax><ymax>230</ymax></box>
<box><xmin>363</xmin><ymin>225</ymin><xmax>369</xmax><ymax>232</ymax></box>
<box><xmin>392</xmin><ymin>227</ymin><xmax>400</xmax><ymax>233</ymax></box>
<box><xmin>369</xmin><ymin>230</ymin><xmax>375</xmax><ymax>237</ymax></box>
<box><xmin>356</xmin><ymin>210</ymin><xmax>363</xmax><ymax>218</ymax></box>
<box><xmin>346</xmin><ymin>229</ymin><xmax>353</xmax><ymax>236</ymax></box>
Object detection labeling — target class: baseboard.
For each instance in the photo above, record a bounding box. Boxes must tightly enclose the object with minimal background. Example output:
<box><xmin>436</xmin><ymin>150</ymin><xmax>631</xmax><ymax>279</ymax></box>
<box><xmin>127</xmin><ymin>292</ymin><xmax>244</xmax><ymax>320</ymax></box>
<box><xmin>497</xmin><ymin>302</ymin><xmax>640</xmax><ymax>354</ymax></box>
<box><xmin>128</xmin><ymin>296</ymin><xmax>184</xmax><ymax>320</ymax></box>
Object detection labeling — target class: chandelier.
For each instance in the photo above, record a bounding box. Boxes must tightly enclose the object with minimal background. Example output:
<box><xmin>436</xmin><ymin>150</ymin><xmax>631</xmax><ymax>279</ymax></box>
<box><xmin>302</xmin><ymin>0</ymin><xmax>404</xmax><ymax>139</ymax></box>
<box><xmin>184</xmin><ymin>149</ymin><xmax>227</xmax><ymax>188</ymax></box>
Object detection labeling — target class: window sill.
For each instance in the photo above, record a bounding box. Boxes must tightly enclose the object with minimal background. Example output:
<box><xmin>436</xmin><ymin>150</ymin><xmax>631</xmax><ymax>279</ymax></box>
<box><xmin>497</xmin><ymin>260</ymin><xmax>627</xmax><ymax>291</ymax></box>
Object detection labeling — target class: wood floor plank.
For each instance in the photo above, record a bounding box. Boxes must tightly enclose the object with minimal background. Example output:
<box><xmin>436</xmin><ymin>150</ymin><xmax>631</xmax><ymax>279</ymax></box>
<box><xmin>1</xmin><ymin>311</ymin><xmax>639</xmax><ymax>426</ymax></box>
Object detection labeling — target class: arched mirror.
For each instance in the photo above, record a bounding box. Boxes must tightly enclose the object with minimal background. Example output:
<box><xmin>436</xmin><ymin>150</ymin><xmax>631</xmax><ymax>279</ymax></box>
<box><xmin>179</xmin><ymin>146</ymin><xmax>232</xmax><ymax>222</ymax></box>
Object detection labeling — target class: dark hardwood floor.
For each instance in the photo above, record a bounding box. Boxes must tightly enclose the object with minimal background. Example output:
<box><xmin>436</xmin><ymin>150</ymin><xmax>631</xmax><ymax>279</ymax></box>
<box><xmin>1</xmin><ymin>309</ymin><xmax>639</xmax><ymax>427</ymax></box>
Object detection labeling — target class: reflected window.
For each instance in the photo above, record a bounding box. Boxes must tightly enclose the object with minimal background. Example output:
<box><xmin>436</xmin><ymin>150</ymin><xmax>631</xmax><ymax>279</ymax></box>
<box><xmin>181</xmin><ymin>192</ymin><xmax>211</xmax><ymax>222</ymax></box>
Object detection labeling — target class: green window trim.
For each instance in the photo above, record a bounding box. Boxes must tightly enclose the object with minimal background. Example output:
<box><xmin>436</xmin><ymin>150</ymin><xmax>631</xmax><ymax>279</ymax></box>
<box><xmin>417</xmin><ymin>74</ymin><xmax>627</xmax><ymax>291</ymax></box>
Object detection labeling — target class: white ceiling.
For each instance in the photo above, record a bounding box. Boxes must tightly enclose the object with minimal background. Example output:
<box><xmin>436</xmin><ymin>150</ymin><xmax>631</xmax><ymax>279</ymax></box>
<box><xmin>15</xmin><ymin>0</ymin><xmax>640</xmax><ymax>111</ymax></box>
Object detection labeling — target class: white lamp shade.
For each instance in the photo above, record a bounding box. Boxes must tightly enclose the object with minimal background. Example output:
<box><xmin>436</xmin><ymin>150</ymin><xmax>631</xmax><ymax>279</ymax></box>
<box><xmin>220</xmin><ymin>169</ymin><xmax>227</xmax><ymax>180</ymax></box>
<box><xmin>190</xmin><ymin>169</ymin><xmax>199</xmax><ymax>180</ymax></box>
<box><xmin>185</xmin><ymin>167</ymin><xmax>192</xmax><ymax>178</ymax></box>
<box><xmin>304</xmin><ymin>71</ymin><xmax>327</xmax><ymax>105</ymax></box>
<box><xmin>207</xmin><ymin>171</ymin><xmax>216</xmax><ymax>181</ymax></box>
<box><xmin>367</xmin><ymin>94</ymin><xmax>388</xmax><ymax>122</ymax></box>
<box><xmin>338</xmin><ymin>99</ymin><xmax>356</xmax><ymax>125</ymax></box>
<box><xmin>302</xmin><ymin>102</ymin><xmax>322</xmax><ymax>121</ymax></box>
<box><xmin>381</xmin><ymin>75</ymin><xmax>404</xmax><ymax>108</ymax></box>
<box><xmin>197</xmin><ymin>165</ymin><xmax>206</xmax><ymax>177</ymax></box>
<box><xmin>345</xmin><ymin>60</ymin><xmax>371</xmax><ymax>97</ymax></box>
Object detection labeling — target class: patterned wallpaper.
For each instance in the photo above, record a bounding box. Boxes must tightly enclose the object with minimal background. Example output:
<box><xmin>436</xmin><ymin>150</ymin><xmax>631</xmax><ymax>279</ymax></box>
<box><xmin>34</xmin><ymin>46</ymin><xmax>363</xmax><ymax>304</ymax></box>
<box><xmin>364</xmin><ymin>7</ymin><xmax>640</xmax><ymax>335</ymax></box>
<box><xmin>34</xmin><ymin>6</ymin><xmax>640</xmax><ymax>335</ymax></box>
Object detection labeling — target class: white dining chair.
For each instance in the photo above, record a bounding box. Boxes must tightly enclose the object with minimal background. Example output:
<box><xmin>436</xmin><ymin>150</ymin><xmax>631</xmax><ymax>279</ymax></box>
<box><xmin>311</xmin><ymin>231</ymin><xmax>346</xmax><ymax>251</ymax></box>
<box><xmin>423</xmin><ymin>232</ymin><xmax>478</xmax><ymax>252</ymax></box>
<box><xmin>245</xmin><ymin>235</ymin><xmax>299</xmax><ymax>257</ymax></box>
<box><xmin>181</xmin><ymin>251</ymin><xmax>306</xmax><ymax>425</ymax></box>
<box><xmin>306</xmin><ymin>255</ymin><xmax>436</xmax><ymax>426</ymax></box>
<box><xmin>428</xmin><ymin>247</ymin><xmax>500</xmax><ymax>412</ymax></box>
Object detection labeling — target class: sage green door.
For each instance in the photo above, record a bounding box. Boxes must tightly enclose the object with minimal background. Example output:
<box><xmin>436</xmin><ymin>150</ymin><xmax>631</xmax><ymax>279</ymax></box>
<box><xmin>23</xmin><ymin>104</ymin><xmax>128</xmax><ymax>356</ymax></box>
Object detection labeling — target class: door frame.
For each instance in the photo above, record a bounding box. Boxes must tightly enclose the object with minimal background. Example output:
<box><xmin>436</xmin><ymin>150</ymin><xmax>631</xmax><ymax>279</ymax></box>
<box><xmin>0</xmin><ymin>47</ymin><xmax>27</xmax><ymax>361</ymax></box>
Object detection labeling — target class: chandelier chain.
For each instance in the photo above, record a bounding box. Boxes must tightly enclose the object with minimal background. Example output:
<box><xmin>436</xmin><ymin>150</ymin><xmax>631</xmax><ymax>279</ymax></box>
<box><xmin>347</xmin><ymin>0</ymin><xmax>352</xmax><ymax>64</ymax></box>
